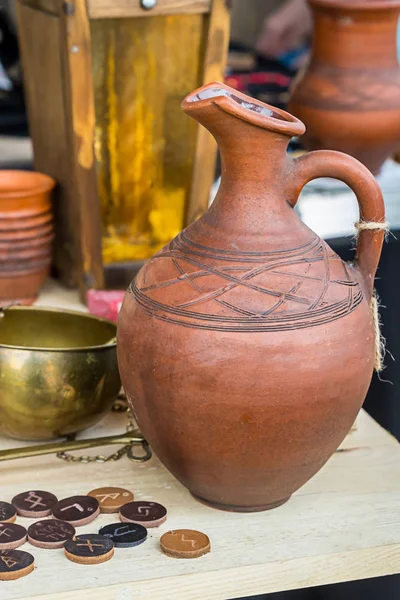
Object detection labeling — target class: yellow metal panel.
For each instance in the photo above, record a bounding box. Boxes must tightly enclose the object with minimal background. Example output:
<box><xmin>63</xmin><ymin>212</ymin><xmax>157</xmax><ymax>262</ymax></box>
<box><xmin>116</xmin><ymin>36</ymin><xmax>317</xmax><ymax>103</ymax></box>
<box><xmin>91</xmin><ymin>15</ymin><xmax>203</xmax><ymax>263</ymax></box>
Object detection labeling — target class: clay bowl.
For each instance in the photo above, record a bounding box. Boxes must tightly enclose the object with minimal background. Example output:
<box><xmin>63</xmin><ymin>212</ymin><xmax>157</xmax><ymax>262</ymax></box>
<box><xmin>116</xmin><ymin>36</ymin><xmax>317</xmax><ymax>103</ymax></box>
<box><xmin>0</xmin><ymin>266</ymin><xmax>51</xmax><ymax>300</ymax></box>
<box><xmin>0</xmin><ymin>256</ymin><xmax>51</xmax><ymax>272</ymax></box>
<box><xmin>0</xmin><ymin>246</ymin><xmax>52</xmax><ymax>262</ymax></box>
<box><xmin>0</xmin><ymin>231</ymin><xmax>54</xmax><ymax>250</ymax></box>
<box><xmin>0</xmin><ymin>172</ymin><xmax>55</xmax><ymax>304</ymax></box>
<box><xmin>0</xmin><ymin>206</ymin><xmax>51</xmax><ymax>220</ymax></box>
<box><xmin>0</xmin><ymin>171</ymin><xmax>55</xmax><ymax>295</ymax></box>
<box><xmin>0</xmin><ymin>253</ymin><xmax>52</xmax><ymax>304</ymax></box>
<box><xmin>0</xmin><ymin>307</ymin><xmax>120</xmax><ymax>440</ymax></box>
<box><xmin>0</xmin><ymin>266</ymin><xmax>50</xmax><ymax>306</ymax></box>
<box><xmin>0</xmin><ymin>223</ymin><xmax>53</xmax><ymax>242</ymax></box>
<box><xmin>0</xmin><ymin>171</ymin><xmax>55</xmax><ymax>214</ymax></box>
<box><xmin>0</xmin><ymin>212</ymin><xmax>53</xmax><ymax>231</ymax></box>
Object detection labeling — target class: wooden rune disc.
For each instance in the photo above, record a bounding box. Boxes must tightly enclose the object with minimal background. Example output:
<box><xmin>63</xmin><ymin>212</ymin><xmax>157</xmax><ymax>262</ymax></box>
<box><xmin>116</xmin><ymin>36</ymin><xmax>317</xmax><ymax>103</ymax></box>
<box><xmin>28</xmin><ymin>519</ymin><xmax>76</xmax><ymax>549</ymax></box>
<box><xmin>12</xmin><ymin>490</ymin><xmax>58</xmax><ymax>518</ymax></box>
<box><xmin>0</xmin><ymin>549</ymin><xmax>35</xmax><ymax>580</ymax></box>
<box><xmin>52</xmin><ymin>496</ymin><xmax>100</xmax><ymax>526</ymax></box>
<box><xmin>160</xmin><ymin>529</ymin><xmax>210</xmax><ymax>559</ymax></box>
<box><xmin>64</xmin><ymin>534</ymin><xmax>114</xmax><ymax>565</ymax></box>
<box><xmin>87</xmin><ymin>487</ymin><xmax>134</xmax><ymax>514</ymax></box>
<box><xmin>119</xmin><ymin>501</ymin><xmax>167</xmax><ymax>528</ymax></box>
<box><xmin>0</xmin><ymin>523</ymin><xmax>27</xmax><ymax>550</ymax></box>
<box><xmin>0</xmin><ymin>501</ymin><xmax>17</xmax><ymax>524</ymax></box>
<box><xmin>98</xmin><ymin>522</ymin><xmax>147</xmax><ymax>548</ymax></box>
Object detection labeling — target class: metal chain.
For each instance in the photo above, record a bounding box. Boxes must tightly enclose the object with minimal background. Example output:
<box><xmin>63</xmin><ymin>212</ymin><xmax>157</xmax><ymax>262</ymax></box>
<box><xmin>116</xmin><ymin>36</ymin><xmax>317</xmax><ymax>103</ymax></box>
<box><xmin>56</xmin><ymin>391</ymin><xmax>139</xmax><ymax>464</ymax></box>
<box><xmin>56</xmin><ymin>444</ymin><xmax>132</xmax><ymax>464</ymax></box>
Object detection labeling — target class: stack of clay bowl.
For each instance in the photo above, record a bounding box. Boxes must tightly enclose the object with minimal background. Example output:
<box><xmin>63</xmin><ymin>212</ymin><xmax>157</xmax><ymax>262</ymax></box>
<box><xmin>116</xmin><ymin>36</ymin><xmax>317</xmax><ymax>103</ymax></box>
<box><xmin>0</xmin><ymin>170</ymin><xmax>55</xmax><ymax>305</ymax></box>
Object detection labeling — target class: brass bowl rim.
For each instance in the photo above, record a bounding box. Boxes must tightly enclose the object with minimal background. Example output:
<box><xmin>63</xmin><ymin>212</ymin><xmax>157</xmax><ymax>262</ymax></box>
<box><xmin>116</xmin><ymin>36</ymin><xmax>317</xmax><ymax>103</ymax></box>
<box><xmin>0</xmin><ymin>306</ymin><xmax>117</xmax><ymax>352</ymax></box>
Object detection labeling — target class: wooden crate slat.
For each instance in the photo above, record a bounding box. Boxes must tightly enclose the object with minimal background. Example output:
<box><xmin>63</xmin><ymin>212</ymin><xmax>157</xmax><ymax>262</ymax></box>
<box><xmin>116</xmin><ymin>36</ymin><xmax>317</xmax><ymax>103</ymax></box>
<box><xmin>19</xmin><ymin>0</ymin><xmax>59</xmax><ymax>16</ymax></box>
<box><xmin>185</xmin><ymin>0</ymin><xmax>230</xmax><ymax>224</ymax></box>
<box><xmin>16</xmin><ymin>2</ymin><xmax>80</xmax><ymax>286</ymax></box>
<box><xmin>88</xmin><ymin>0</ymin><xmax>212</xmax><ymax>20</ymax></box>
<box><xmin>60</xmin><ymin>0</ymin><xmax>104</xmax><ymax>291</ymax></box>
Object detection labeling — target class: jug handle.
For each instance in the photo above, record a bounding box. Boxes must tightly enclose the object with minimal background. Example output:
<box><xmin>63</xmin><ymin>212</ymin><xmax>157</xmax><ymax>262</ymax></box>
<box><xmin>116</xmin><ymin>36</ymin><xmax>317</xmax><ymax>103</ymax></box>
<box><xmin>285</xmin><ymin>150</ymin><xmax>386</xmax><ymax>299</ymax></box>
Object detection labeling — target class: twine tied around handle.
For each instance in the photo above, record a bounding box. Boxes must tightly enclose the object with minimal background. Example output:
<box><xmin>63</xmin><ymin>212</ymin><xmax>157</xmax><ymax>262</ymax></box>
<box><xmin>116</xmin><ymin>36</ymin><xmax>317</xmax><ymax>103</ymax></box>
<box><xmin>355</xmin><ymin>220</ymin><xmax>389</xmax><ymax>234</ymax></box>
<box><xmin>354</xmin><ymin>219</ymin><xmax>389</xmax><ymax>372</ymax></box>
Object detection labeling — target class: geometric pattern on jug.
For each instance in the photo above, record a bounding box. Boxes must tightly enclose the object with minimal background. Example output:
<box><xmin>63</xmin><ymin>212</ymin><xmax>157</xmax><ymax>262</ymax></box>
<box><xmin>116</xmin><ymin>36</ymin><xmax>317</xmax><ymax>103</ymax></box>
<box><xmin>131</xmin><ymin>233</ymin><xmax>363</xmax><ymax>332</ymax></box>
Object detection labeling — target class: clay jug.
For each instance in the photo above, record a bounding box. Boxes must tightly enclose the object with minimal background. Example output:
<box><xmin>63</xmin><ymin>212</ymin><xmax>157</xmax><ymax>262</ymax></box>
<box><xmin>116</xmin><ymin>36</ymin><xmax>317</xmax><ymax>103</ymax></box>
<box><xmin>117</xmin><ymin>82</ymin><xmax>385</xmax><ymax>512</ymax></box>
<box><xmin>288</xmin><ymin>0</ymin><xmax>400</xmax><ymax>175</ymax></box>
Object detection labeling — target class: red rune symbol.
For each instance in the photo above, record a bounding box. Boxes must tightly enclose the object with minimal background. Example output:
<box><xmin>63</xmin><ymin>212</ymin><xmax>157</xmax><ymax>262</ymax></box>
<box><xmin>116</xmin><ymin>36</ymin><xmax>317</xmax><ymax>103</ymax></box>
<box><xmin>76</xmin><ymin>540</ymin><xmax>104</xmax><ymax>553</ymax></box>
<box><xmin>25</xmin><ymin>491</ymin><xmax>46</xmax><ymax>509</ymax></box>
<box><xmin>0</xmin><ymin>528</ymin><xmax>12</xmax><ymax>538</ymax></box>
<box><xmin>0</xmin><ymin>556</ymin><xmax>18</xmax><ymax>568</ymax></box>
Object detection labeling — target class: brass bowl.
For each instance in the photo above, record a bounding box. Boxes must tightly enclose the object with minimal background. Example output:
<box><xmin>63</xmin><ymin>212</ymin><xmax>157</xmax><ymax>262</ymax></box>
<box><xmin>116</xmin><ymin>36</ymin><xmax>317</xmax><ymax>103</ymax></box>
<box><xmin>0</xmin><ymin>307</ymin><xmax>120</xmax><ymax>441</ymax></box>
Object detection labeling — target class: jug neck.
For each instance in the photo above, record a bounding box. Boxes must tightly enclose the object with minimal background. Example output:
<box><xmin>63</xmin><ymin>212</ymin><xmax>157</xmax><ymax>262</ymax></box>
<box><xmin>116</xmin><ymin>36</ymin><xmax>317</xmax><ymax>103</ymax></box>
<box><xmin>216</xmin><ymin>122</ymin><xmax>292</xmax><ymax>203</ymax></box>
<box><xmin>182</xmin><ymin>84</ymin><xmax>305</xmax><ymax>229</ymax></box>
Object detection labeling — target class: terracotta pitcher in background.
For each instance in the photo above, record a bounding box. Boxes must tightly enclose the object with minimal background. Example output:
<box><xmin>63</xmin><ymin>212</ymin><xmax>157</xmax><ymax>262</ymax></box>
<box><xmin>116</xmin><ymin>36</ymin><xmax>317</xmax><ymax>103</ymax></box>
<box><xmin>289</xmin><ymin>0</ymin><xmax>400</xmax><ymax>175</ymax></box>
<box><xmin>117</xmin><ymin>82</ymin><xmax>385</xmax><ymax>512</ymax></box>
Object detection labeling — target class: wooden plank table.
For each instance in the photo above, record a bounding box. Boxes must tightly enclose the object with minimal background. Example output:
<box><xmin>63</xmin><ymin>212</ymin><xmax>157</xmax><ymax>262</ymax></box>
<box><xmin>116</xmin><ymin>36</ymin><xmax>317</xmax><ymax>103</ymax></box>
<box><xmin>1</xmin><ymin>406</ymin><xmax>400</xmax><ymax>600</ymax></box>
<box><xmin>1</xmin><ymin>282</ymin><xmax>400</xmax><ymax>599</ymax></box>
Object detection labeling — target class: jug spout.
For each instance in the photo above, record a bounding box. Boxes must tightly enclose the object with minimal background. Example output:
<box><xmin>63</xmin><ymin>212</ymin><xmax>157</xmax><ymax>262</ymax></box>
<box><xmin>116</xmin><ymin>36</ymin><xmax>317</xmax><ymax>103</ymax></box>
<box><xmin>182</xmin><ymin>82</ymin><xmax>306</xmax><ymax>209</ymax></box>
<box><xmin>182</xmin><ymin>82</ymin><xmax>305</xmax><ymax>138</ymax></box>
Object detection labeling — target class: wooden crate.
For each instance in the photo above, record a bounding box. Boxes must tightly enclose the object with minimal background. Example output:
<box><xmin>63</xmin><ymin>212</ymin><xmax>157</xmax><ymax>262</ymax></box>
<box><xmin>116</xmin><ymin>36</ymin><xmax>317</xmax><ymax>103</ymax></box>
<box><xmin>16</xmin><ymin>0</ymin><xmax>230</xmax><ymax>295</ymax></box>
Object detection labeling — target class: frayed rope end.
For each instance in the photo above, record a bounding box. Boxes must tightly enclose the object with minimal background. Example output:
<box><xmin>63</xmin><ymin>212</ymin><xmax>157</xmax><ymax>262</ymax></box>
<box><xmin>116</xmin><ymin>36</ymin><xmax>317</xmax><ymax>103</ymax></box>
<box><xmin>353</xmin><ymin>220</ymin><xmax>389</xmax><ymax>372</ymax></box>
<box><xmin>370</xmin><ymin>291</ymin><xmax>386</xmax><ymax>373</ymax></box>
